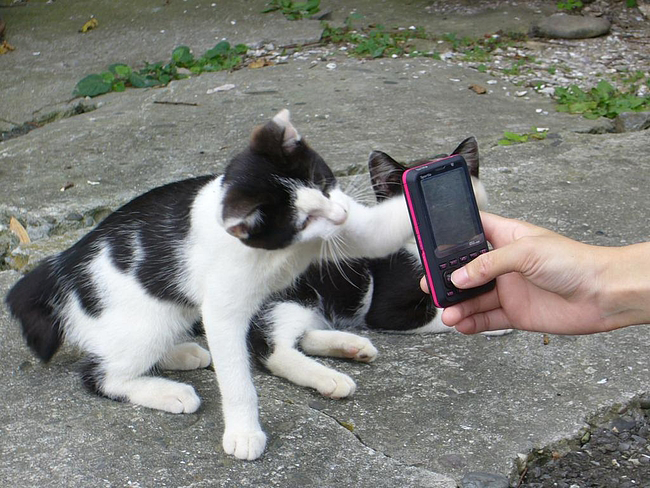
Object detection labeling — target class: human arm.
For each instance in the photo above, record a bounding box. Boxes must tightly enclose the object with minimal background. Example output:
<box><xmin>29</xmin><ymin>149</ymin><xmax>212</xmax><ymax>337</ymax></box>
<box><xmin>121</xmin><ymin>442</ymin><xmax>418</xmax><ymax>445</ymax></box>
<box><xmin>422</xmin><ymin>212</ymin><xmax>650</xmax><ymax>335</ymax></box>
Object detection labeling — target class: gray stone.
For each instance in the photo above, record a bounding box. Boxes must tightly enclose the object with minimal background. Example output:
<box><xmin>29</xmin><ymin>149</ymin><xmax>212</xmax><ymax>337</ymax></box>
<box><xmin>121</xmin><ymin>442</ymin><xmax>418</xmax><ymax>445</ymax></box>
<box><xmin>461</xmin><ymin>472</ymin><xmax>510</xmax><ymax>488</ymax></box>
<box><xmin>531</xmin><ymin>13</ymin><xmax>611</xmax><ymax>39</ymax></box>
<box><xmin>614</xmin><ymin>111</ymin><xmax>650</xmax><ymax>133</ymax></box>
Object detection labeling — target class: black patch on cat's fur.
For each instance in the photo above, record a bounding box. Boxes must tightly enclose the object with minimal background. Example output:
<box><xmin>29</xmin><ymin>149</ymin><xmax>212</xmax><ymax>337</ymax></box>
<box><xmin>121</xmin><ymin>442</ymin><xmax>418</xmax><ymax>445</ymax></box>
<box><xmin>79</xmin><ymin>357</ymin><xmax>128</xmax><ymax>403</ymax></box>
<box><xmin>5</xmin><ymin>258</ymin><xmax>62</xmax><ymax>362</ymax></box>
<box><xmin>222</xmin><ymin>118</ymin><xmax>337</xmax><ymax>250</ymax></box>
<box><xmin>365</xmin><ymin>251</ymin><xmax>435</xmax><ymax>331</ymax></box>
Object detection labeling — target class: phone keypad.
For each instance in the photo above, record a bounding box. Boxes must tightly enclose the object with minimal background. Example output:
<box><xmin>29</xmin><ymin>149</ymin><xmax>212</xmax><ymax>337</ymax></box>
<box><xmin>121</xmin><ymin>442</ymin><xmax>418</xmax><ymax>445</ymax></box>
<box><xmin>441</xmin><ymin>248</ymin><xmax>489</xmax><ymax>298</ymax></box>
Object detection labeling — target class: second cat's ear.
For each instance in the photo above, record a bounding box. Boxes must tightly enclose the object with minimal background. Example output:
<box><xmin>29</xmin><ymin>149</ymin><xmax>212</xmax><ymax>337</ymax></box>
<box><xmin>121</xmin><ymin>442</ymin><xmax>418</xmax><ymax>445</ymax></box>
<box><xmin>451</xmin><ymin>136</ymin><xmax>480</xmax><ymax>177</ymax></box>
<box><xmin>368</xmin><ymin>151</ymin><xmax>407</xmax><ymax>201</ymax></box>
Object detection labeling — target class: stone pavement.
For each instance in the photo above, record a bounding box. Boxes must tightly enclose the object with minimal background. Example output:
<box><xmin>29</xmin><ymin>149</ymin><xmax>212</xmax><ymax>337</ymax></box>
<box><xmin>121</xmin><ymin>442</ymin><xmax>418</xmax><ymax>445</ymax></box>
<box><xmin>1</xmin><ymin>1</ymin><xmax>649</xmax><ymax>487</ymax></box>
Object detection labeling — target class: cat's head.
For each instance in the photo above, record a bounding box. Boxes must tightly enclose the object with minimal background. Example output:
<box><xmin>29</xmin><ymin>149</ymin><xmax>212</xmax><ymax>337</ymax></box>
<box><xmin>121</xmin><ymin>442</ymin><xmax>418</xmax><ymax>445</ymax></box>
<box><xmin>367</xmin><ymin>136</ymin><xmax>487</xmax><ymax>209</ymax></box>
<box><xmin>221</xmin><ymin>110</ymin><xmax>348</xmax><ymax>250</ymax></box>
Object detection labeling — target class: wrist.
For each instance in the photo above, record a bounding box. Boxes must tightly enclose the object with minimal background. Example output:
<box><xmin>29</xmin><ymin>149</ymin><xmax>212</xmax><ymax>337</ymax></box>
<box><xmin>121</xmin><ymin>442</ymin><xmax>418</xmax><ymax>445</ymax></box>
<box><xmin>598</xmin><ymin>242</ymin><xmax>650</xmax><ymax>330</ymax></box>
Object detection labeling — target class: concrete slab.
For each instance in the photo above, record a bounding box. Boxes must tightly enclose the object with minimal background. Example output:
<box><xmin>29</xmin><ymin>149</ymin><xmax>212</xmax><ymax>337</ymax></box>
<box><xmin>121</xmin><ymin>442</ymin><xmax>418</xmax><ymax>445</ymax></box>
<box><xmin>1</xmin><ymin>1</ymin><xmax>649</xmax><ymax>486</ymax></box>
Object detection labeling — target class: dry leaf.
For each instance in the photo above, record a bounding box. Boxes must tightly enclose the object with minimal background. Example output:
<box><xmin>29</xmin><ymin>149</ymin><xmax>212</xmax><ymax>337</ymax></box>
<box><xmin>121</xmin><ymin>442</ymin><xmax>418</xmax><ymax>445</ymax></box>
<box><xmin>249</xmin><ymin>58</ymin><xmax>274</xmax><ymax>69</ymax></box>
<box><xmin>469</xmin><ymin>84</ymin><xmax>487</xmax><ymax>95</ymax></box>
<box><xmin>0</xmin><ymin>40</ymin><xmax>16</xmax><ymax>55</ymax></box>
<box><xmin>9</xmin><ymin>217</ymin><xmax>31</xmax><ymax>244</ymax></box>
<box><xmin>80</xmin><ymin>18</ymin><xmax>99</xmax><ymax>33</ymax></box>
<box><xmin>543</xmin><ymin>334</ymin><xmax>550</xmax><ymax>345</ymax></box>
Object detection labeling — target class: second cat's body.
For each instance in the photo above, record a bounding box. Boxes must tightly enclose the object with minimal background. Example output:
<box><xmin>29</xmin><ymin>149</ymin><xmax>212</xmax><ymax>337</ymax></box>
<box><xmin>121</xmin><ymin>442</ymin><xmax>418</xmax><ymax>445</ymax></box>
<box><xmin>249</xmin><ymin>137</ymin><xmax>505</xmax><ymax>398</ymax></box>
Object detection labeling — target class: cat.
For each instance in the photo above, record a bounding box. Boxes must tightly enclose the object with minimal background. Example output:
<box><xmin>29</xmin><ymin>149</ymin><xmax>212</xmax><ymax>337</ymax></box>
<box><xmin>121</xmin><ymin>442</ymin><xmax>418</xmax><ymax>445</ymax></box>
<box><xmin>4</xmin><ymin>109</ymin><xmax>414</xmax><ymax>461</ymax></box>
<box><xmin>249</xmin><ymin>136</ymin><xmax>502</xmax><ymax>399</ymax></box>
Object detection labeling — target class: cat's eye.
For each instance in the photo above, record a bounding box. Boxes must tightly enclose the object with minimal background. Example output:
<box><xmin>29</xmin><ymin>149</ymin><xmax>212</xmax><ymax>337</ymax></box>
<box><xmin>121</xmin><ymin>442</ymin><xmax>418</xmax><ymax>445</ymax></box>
<box><xmin>300</xmin><ymin>215</ymin><xmax>314</xmax><ymax>230</ymax></box>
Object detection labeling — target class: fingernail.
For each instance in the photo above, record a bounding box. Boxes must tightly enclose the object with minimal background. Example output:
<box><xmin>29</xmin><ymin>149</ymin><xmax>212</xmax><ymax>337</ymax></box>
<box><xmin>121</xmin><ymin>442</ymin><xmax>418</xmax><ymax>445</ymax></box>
<box><xmin>451</xmin><ymin>267</ymin><xmax>469</xmax><ymax>287</ymax></box>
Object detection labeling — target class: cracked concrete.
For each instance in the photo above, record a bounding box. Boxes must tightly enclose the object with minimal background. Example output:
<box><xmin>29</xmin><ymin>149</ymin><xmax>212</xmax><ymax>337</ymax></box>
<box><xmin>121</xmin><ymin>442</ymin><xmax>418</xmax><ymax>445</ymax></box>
<box><xmin>1</xmin><ymin>1</ymin><xmax>649</xmax><ymax>487</ymax></box>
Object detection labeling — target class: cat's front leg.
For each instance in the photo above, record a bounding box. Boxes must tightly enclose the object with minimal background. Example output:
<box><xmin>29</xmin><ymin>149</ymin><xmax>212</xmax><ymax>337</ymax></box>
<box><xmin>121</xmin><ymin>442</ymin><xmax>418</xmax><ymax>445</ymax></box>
<box><xmin>338</xmin><ymin>194</ymin><xmax>412</xmax><ymax>260</ymax></box>
<box><xmin>202</xmin><ymin>303</ymin><xmax>266</xmax><ymax>461</ymax></box>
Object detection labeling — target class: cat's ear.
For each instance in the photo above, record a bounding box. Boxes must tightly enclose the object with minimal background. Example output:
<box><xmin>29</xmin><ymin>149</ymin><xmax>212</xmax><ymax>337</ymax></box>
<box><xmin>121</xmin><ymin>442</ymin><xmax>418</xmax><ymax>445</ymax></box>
<box><xmin>250</xmin><ymin>109</ymin><xmax>302</xmax><ymax>157</ymax></box>
<box><xmin>451</xmin><ymin>136</ymin><xmax>480</xmax><ymax>178</ymax></box>
<box><xmin>368</xmin><ymin>151</ymin><xmax>407</xmax><ymax>201</ymax></box>
<box><xmin>272</xmin><ymin>109</ymin><xmax>301</xmax><ymax>151</ymax></box>
<box><xmin>221</xmin><ymin>190</ymin><xmax>264</xmax><ymax>240</ymax></box>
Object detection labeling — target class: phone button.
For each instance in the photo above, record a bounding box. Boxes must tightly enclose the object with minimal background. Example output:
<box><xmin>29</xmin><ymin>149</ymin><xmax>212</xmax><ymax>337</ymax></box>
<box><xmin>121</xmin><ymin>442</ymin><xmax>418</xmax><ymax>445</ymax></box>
<box><xmin>439</xmin><ymin>262</ymin><xmax>448</xmax><ymax>270</ymax></box>
<box><xmin>444</xmin><ymin>270</ymin><xmax>453</xmax><ymax>286</ymax></box>
<box><xmin>449</xmin><ymin>258</ymin><xmax>459</xmax><ymax>267</ymax></box>
<box><xmin>459</xmin><ymin>255</ymin><xmax>468</xmax><ymax>263</ymax></box>
<box><xmin>469</xmin><ymin>251</ymin><xmax>478</xmax><ymax>259</ymax></box>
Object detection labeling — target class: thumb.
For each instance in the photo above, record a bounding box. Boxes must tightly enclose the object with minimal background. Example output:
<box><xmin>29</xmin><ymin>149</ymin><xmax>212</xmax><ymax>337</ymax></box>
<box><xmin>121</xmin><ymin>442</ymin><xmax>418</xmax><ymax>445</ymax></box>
<box><xmin>451</xmin><ymin>242</ymin><xmax>530</xmax><ymax>289</ymax></box>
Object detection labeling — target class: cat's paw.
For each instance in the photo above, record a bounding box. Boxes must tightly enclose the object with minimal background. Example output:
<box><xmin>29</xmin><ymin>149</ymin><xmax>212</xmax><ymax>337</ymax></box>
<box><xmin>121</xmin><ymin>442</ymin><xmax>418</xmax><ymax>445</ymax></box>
<box><xmin>341</xmin><ymin>338</ymin><xmax>378</xmax><ymax>363</ymax></box>
<box><xmin>159</xmin><ymin>342</ymin><xmax>212</xmax><ymax>370</ymax></box>
<box><xmin>222</xmin><ymin>429</ymin><xmax>267</xmax><ymax>461</ymax></box>
<box><xmin>315</xmin><ymin>370</ymin><xmax>357</xmax><ymax>399</ymax></box>
<box><xmin>156</xmin><ymin>383</ymin><xmax>202</xmax><ymax>414</ymax></box>
<box><xmin>301</xmin><ymin>330</ymin><xmax>378</xmax><ymax>363</ymax></box>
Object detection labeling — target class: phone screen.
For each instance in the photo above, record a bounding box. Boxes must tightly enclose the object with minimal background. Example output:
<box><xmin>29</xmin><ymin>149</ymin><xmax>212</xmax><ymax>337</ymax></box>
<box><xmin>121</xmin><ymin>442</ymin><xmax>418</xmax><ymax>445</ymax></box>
<box><xmin>420</xmin><ymin>166</ymin><xmax>482</xmax><ymax>258</ymax></box>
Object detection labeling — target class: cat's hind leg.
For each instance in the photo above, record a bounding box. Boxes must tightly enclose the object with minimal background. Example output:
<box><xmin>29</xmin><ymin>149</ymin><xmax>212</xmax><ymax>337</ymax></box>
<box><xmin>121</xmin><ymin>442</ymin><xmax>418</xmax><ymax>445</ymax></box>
<box><xmin>300</xmin><ymin>329</ymin><xmax>378</xmax><ymax>363</ymax></box>
<box><xmin>73</xmin><ymin>298</ymin><xmax>203</xmax><ymax>414</ymax></box>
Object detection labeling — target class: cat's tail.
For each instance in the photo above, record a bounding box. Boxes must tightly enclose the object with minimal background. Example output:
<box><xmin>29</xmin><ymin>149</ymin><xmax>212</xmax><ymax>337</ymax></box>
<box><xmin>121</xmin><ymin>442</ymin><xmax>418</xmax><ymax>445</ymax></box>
<box><xmin>5</xmin><ymin>258</ymin><xmax>63</xmax><ymax>362</ymax></box>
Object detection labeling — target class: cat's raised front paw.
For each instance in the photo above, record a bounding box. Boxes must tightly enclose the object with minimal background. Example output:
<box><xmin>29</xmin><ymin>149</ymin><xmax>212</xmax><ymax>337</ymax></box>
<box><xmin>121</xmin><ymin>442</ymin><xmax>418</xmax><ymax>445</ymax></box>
<box><xmin>222</xmin><ymin>429</ymin><xmax>267</xmax><ymax>461</ymax></box>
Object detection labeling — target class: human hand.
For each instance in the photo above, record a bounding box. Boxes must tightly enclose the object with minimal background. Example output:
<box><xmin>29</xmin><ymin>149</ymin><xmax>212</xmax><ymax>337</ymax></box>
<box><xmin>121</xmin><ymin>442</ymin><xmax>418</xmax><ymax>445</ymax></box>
<box><xmin>421</xmin><ymin>213</ymin><xmax>650</xmax><ymax>335</ymax></box>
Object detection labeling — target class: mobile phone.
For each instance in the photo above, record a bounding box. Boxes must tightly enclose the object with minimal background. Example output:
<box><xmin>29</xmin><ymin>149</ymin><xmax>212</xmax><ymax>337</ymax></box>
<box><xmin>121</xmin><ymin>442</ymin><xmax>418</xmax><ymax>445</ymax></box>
<box><xmin>402</xmin><ymin>154</ymin><xmax>495</xmax><ymax>308</ymax></box>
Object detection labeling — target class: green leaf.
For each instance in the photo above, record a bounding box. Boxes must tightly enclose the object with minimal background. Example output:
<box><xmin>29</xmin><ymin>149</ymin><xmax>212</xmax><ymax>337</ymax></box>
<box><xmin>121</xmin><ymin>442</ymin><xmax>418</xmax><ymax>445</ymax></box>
<box><xmin>503</xmin><ymin>131</ymin><xmax>527</xmax><ymax>142</ymax></box>
<box><xmin>129</xmin><ymin>72</ymin><xmax>147</xmax><ymax>88</ymax></box>
<box><xmin>109</xmin><ymin>63</ymin><xmax>132</xmax><ymax>78</ymax></box>
<box><xmin>113</xmin><ymin>81</ymin><xmax>126</xmax><ymax>92</ymax></box>
<box><xmin>205</xmin><ymin>41</ymin><xmax>231</xmax><ymax>59</ymax></box>
<box><xmin>100</xmin><ymin>71</ymin><xmax>115</xmax><ymax>83</ymax></box>
<box><xmin>74</xmin><ymin>74</ymin><xmax>113</xmax><ymax>97</ymax></box>
<box><xmin>172</xmin><ymin>45</ymin><xmax>193</xmax><ymax>66</ymax></box>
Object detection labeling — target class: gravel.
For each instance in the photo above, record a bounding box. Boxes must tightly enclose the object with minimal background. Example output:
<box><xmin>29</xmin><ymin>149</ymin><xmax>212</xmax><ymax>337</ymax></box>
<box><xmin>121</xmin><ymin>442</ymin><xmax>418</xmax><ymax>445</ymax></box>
<box><xmin>519</xmin><ymin>404</ymin><xmax>650</xmax><ymax>488</ymax></box>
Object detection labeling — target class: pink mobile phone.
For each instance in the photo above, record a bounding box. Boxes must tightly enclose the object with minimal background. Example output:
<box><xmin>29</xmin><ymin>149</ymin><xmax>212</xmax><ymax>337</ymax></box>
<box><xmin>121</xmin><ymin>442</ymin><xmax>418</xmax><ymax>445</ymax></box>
<box><xmin>402</xmin><ymin>154</ymin><xmax>495</xmax><ymax>308</ymax></box>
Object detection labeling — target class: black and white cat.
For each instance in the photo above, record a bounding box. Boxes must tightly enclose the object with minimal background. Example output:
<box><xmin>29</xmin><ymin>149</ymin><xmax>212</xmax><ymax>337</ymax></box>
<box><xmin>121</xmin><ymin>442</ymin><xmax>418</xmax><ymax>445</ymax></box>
<box><xmin>249</xmin><ymin>137</ymin><xmax>500</xmax><ymax>398</ymax></box>
<box><xmin>5</xmin><ymin>110</ymin><xmax>414</xmax><ymax>461</ymax></box>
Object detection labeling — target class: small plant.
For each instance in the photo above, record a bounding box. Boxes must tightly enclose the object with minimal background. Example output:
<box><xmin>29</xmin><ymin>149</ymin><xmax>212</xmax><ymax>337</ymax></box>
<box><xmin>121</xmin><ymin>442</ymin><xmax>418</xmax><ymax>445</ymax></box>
<box><xmin>555</xmin><ymin>80</ymin><xmax>650</xmax><ymax>119</ymax></box>
<box><xmin>74</xmin><ymin>41</ymin><xmax>248</xmax><ymax>98</ymax></box>
<box><xmin>262</xmin><ymin>0</ymin><xmax>320</xmax><ymax>20</ymax></box>
<box><xmin>321</xmin><ymin>23</ymin><xmax>432</xmax><ymax>59</ymax></box>
<box><xmin>557</xmin><ymin>0</ymin><xmax>583</xmax><ymax>11</ymax></box>
<box><xmin>498</xmin><ymin>128</ymin><xmax>548</xmax><ymax>145</ymax></box>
